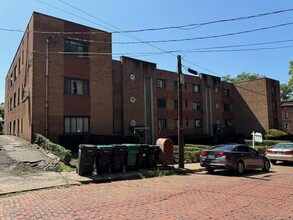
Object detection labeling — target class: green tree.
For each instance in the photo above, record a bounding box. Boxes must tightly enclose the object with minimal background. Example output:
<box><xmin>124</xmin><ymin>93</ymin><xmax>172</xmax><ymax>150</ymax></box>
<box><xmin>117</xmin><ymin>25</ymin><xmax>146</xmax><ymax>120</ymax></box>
<box><xmin>280</xmin><ymin>61</ymin><xmax>293</xmax><ymax>101</ymax></box>
<box><xmin>222</xmin><ymin>72</ymin><xmax>265</xmax><ymax>83</ymax></box>
<box><xmin>288</xmin><ymin>61</ymin><xmax>293</xmax><ymax>87</ymax></box>
<box><xmin>280</xmin><ymin>84</ymin><xmax>293</xmax><ymax>101</ymax></box>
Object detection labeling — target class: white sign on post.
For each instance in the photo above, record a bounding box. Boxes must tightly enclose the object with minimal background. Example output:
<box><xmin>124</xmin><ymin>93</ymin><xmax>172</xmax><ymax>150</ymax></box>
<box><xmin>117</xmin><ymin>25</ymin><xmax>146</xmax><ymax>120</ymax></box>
<box><xmin>251</xmin><ymin>131</ymin><xmax>263</xmax><ymax>148</ymax></box>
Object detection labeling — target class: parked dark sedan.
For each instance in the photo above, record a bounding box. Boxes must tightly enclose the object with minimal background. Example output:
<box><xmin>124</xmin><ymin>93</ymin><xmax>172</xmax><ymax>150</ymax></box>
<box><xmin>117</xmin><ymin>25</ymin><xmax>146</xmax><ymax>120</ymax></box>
<box><xmin>200</xmin><ymin>144</ymin><xmax>270</xmax><ymax>174</ymax></box>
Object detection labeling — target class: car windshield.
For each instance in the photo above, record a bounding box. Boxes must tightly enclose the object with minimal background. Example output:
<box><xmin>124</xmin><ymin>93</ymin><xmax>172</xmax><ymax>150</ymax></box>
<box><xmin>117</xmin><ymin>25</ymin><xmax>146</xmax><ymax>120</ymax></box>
<box><xmin>210</xmin><ymin>145</ymin><xmax>235</xmax><ymax>151</ymax></box>
<box><xmin>273</xmin><ymin>143</ymin><xmax>293</xmax><ymax>149</ymax></box>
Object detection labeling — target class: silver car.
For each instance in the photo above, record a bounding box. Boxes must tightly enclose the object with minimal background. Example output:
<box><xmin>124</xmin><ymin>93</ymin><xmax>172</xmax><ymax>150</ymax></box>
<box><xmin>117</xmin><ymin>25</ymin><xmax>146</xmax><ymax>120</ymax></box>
<box><xmin>200</xmin><ymin>144</ymin><xmax>270</xmax><ymax>174</ymax></box>
<box><xmin>266</xmin><ymin>143</ymin><xmax>293</xmax><ymax>164</ymax></box>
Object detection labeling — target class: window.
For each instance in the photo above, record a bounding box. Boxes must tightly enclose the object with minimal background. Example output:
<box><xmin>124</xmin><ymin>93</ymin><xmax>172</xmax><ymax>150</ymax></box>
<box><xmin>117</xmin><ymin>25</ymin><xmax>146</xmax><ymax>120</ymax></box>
<box><xmin>64</xmin><ymin>116</ymin><xmax>89</xmax><ymax>133</ymax></box>
<box><xmin>194</xmin><ymin>119</ymin><xmax>202</xmax><ymax>128</ymax></box>
<box><xmin>22</xmin><ymin>50</ymin><xmax>24</xmax><ymax>65</ymax></box>
<box><xmin>192</xmin><ymin>84</ymin><xmax>200</xmax><ymax>93</ymax></box>
<box><xmin>284</xmin><ymin>111</ymin><xmax>289</xmax><ymax>119</ymax></box>
<box><xmin>174</xmin><ymin>100</ymin><xmax>178</xmax><ymax>109</ymax></box>
<box><xmin>64</xmin><ymin>78</ymin><xmax>89</xmax><ymax>95</ymax></box>
<box><xmin>225</xmin><ymin>119</ymin><xmax>232</xmax><ymax>127</ymax></box>
<box><xmin>13</xmin><ymin>64</ymin><xmax>18</xmax><ymax>81</ymax></box>
<box><xmin>185</xmin><ymin>119</ymin><xmax>189</xmax><ymax>128</ymax></box>
<box><xmin>285</xmin><ymin>123</ymin><xmax>289</xmax><ymax>130</ymax></box>
<box><xmin>223</xmin><ymin>89</ymin><xmax>230</xmax><ymax>97</ymax></box>
<box><xmin>224</xmin><ymin>104</ymin><xmax>230</xmax><ymax>112</ymax></box>
<box><xmin>157</xmin><ymin>99</ymin><xmax>166</xmax><ymax>108</ymax></box>
<box><xmin>17</xmin><ymin>88</ymin><xmax>20</xmax><ymax>106</ymax></box>
<box><xmin>184</xmin><ymin>83</ymin><xmax>187</xmax><ymax>90</ymax></box>
<box><xmin>157</xmin><ymin>79</ymin><xmax>166</xmax><ymax>89</ymax></box>
<box><xmin>175</xmin><ymin>119</ymin><xmax>178</xmax><ymax>128</ymax></box>
<box><xmin>173</xmin><ymin>81</ymin><xmax>178</xmax><ymax>91</ymax></box>
<box><xmin>193</xmin><ymin>101</ymin><xmax>201</xmax><ymax>110</ymax></box>
<box><xmin>272</xmin><ymin>102</ymin><xmax>277</xmax><ymax>110</ymax></box>
<box><xmin>158</xmin><ymin>119</ymin><xmax>167</xmax><ymax>129</ymax></box>
<box><xmin>185</xmin><ymin>101</ymin><xmax>188</xmax><ymax>108</ymax></box>
<box><xmin>271</xmin><ymin>86</ymin><xmax>276</xmax><ymax>95</ymax></box>
<box><xmin>13</xmin><ymin>93</ymin><xmax>16</xmax><ymax>108</ymax></box>
<box><xmin>64</xmin><ymin>39</ymin><xmax>89</xmax><ymax>56</ymax></box>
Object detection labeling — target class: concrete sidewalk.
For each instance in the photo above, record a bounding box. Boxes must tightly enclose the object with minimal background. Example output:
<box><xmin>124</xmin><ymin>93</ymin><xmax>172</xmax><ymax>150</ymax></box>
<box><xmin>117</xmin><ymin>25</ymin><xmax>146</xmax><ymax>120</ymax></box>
<box><xmin>0</xmin><ymin>164</ymin><xmax>204</xmax><ymax>196</ymax></box>
<box><xmin>0</xmin><ymin>135</ymin><xmax>205</xmax><ymax>196</ymax></box>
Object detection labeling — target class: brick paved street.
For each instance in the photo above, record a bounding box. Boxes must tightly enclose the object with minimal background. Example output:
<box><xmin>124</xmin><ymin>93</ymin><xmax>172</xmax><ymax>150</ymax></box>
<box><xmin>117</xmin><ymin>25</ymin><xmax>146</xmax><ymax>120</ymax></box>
<box><xmin>0</xmin><ymin>164</ymin><xmax>292</xmax><ymax>220</ymax></box>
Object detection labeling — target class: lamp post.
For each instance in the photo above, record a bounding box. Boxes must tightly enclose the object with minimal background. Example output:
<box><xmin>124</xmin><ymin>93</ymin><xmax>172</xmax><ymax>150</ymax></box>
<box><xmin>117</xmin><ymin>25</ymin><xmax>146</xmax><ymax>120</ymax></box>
<box><xmin>177</xmin><ymin>55</ymin><xmax>198</xmax><ymax>169</ymax></box>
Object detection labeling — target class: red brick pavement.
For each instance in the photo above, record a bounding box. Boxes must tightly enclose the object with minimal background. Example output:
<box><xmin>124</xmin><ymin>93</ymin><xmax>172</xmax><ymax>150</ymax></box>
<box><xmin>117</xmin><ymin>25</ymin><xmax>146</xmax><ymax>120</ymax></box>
<box><xmin>0</xmin><ymin>165</ymin><xmax>292</xmax><ymax>220</ymax></box>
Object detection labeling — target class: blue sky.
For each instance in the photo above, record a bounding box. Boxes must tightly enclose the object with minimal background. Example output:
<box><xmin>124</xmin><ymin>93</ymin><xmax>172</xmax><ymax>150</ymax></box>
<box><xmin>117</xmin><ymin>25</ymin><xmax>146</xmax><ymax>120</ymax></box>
<box><xmin>1</xmin><ymin>0</ymin><xmax>293</xmax><ymax>103</ymax></box>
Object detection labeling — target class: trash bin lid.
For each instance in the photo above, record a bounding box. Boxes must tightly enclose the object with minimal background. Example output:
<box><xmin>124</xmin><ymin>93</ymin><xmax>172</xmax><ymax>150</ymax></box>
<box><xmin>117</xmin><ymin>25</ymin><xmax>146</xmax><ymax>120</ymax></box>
<box><xmin>122</xmin><ymin>144</ymin><xmax>139</xmax><ymax>152</ymax></box>
<box><xmin>96</xmin><ymin>145</ymin><xmax>113</xmax><ymax>150</ymax></box>
<box><xmin>149</xmin><ymin>145</ymin><xmax>160</xmax><ymax>148</ymax></box>
<box><xmin>79</xmin><ymin>144</ymin><xmax>97</xmax><ymax>149</ymax></box>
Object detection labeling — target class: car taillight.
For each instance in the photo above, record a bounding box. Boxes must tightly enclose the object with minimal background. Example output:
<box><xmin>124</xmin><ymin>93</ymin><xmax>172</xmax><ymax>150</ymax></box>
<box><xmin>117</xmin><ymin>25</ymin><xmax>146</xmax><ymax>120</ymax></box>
<box><xmin>284</xmin><ymin>150</ymin><xmax>293</xmax><ymax>155</ymax></box>
<box><xmin>266</xmin><ymin>150</ymin><xmax>274</xmax><ymax>154</ymax></box>
<box><xmin>200</xmin><ymin>151</ymin><xmax>207</xmax><ymax>157</ymax></box>
<box><xmin>217</xmin><ymin>152</ymin><xmax>231</xmax><ymax>157</ymax></box>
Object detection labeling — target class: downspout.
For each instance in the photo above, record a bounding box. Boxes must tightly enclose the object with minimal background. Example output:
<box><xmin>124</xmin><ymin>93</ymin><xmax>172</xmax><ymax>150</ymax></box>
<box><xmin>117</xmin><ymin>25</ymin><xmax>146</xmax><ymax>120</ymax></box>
<box><xmin>45</xmin><ymin>37</ymin><xmax>50</xmax><ymax>137</ymax></box>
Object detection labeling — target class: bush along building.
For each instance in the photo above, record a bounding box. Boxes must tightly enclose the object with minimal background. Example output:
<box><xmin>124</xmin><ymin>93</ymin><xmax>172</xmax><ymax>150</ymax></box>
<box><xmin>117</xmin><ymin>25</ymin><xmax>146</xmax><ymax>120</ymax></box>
<box><xmin>4</xmin><ymin>12</ymin><xmax>282</xmax><ymax>146</ymax></box>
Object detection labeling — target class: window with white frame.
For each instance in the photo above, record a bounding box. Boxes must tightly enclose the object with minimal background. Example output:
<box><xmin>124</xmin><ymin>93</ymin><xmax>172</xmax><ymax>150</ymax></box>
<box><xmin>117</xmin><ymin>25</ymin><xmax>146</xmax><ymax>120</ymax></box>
<box><xmin>192</xmin><ymin>84</ymin><xmax>200</xmax><ymax>93</ymax></box>
<box><xmin>64</xmin><ymin>78</ymin><xmax>89</xmax><ymax>95</ymax></box>
<box><xmin>193</xmin><ymin>101</ymin><xmax>201</xmax><ymax>110</ymax></box>
<box><xmin>158</xmin><ymin>119</ymin><xmax>167</xmax><ymax>129</ymax></box>
<box><xmin>194</xmin><ymin>119</ymin><xmax>202</xmax><ymax>128</ymax></box>
<box><xmin>157</xmin><ymin>79</ymin><xmax>166</xmax><ymax>89</ymax></box>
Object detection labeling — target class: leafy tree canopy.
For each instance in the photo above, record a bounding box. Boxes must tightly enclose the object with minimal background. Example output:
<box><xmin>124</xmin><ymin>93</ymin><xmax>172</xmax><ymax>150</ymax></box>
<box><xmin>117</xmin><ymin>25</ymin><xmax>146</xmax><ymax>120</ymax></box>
<box><xmin>222</xmin><ymin>72</ymin><xmax>265</xmax><ymax>83</ymax></box>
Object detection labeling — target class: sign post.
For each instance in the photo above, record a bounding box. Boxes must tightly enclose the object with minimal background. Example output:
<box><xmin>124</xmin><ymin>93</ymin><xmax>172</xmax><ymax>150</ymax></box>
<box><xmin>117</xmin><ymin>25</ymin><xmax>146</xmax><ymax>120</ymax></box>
<box><xmin>251</xmin><ymin>131</ymin><xmax>263</xmax><ymax>148</ymax></box>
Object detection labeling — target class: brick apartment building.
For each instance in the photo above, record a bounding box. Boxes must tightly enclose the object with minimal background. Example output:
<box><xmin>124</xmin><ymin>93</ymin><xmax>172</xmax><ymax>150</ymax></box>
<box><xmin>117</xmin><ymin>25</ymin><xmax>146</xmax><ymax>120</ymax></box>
<box><xmin>4</xmin><ymin>12</ymin><xmax>282</xmax><ymax>144</ymax></box>
<box><xmin>281</xmin><ymin>101</ymin><xmax>293</xmax><ymax>134</ymax></box>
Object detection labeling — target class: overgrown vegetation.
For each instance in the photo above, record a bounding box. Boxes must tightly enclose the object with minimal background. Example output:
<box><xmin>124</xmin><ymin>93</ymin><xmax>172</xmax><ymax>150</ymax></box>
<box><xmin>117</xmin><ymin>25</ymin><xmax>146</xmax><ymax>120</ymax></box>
<box><xmin>265</xmin><ymin>129</ymin><xmax>292</xmax><ymax>140</ymax></box>
<box><xmin>34</xmin><ymin>133</ymin><xmax>72</xmax><ymax>164</ymax></box>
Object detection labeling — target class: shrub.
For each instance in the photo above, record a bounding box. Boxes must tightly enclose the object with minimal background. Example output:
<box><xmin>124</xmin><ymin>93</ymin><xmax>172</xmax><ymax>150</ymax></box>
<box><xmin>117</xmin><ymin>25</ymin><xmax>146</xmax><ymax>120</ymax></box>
<box><xmin>265</xmin><ymin>129</ymin><xmax>292</xmax><ymax>140</ymax></box>
<box><xmin>35</xmin><ymin>134</ymin><xmax>72</xmax><ymax>164</ymax></box>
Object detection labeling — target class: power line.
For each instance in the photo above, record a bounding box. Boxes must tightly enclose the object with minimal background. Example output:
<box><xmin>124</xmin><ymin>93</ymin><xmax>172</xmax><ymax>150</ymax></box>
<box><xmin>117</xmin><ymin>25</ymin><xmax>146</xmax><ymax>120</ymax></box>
<box><xmin>55</xmin><ymin>0</ymin><xmax>177</xmax><ymax>58</ymax></box>
<box><xmin>3</xmin><ymin>20</ymin><xmax>293</xmax><ymax>46</ymax></box>
<box><xmin>113</xmin><ymin>21</ymin><xmax>293</xmax><ymax>44</ymax></box>
<box><xmin>112</xmin><ymin>8</ymin><xmax>293</xmax><ymax>33</ymax></box>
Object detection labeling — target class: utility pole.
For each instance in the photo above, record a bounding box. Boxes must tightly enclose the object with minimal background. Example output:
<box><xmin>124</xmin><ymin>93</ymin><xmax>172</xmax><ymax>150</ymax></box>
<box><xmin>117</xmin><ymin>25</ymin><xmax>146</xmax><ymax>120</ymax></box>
<box><xmin>177</xmin><ymin>55</ymin><xmax>184</xmax><ymax>169</ymax></box>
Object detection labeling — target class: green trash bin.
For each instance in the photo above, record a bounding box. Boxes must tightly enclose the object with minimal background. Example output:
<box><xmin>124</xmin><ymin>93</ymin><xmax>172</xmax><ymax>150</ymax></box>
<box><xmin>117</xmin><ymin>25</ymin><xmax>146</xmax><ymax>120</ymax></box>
<box><xmin>148</xmin><ymin>145</ymin><xmax>161</xmax><ymax>169</ymax></box>
<box><xmin>96</xmin><ymin>145</ymin><xmax>113</xmax><ymax>174</ymax></box>
<box><xmin>123</xmin><ymin>144</ymin><xmax>139</xmax><ymax>171</ymax></box>
<box><xmin>77</xmin><ymin>144</ymin><xmax>97</xmax><ymax>176</ymax></box>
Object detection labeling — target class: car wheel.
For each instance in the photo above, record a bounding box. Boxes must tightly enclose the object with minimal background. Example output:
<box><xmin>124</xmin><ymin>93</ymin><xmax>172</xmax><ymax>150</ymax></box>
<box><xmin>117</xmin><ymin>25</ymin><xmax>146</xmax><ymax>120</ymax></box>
<box><xmin>236</xmin><ymin>161</ymin><xmax>245</xmax><ymax>175</ymax></box>
<box><xmin>270</xmin><ymin>160</ymin><xmax>277</xmax><ymax>165</ymax></box>
<box><xmin>262</xmin><ymin>160</ymin><xmax>270</xmax><ymax>171</ymax></box>
<box><xmin>206</xmin><ymin>167</ymin><xmax>214</xmax><ymax>174</ymax></box>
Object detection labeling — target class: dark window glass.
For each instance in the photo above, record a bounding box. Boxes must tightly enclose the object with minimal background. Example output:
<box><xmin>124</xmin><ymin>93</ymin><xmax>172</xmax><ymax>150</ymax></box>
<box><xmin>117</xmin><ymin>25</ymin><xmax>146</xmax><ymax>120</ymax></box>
<box><xmin>174</xmin><ymin>100</ymin><xmax>178</xmax><ymax>109</ymax></box>
<box><xmin>64</xmin><ymin>39</ymin><xmax>89</xmax><ymax>56</ymax></box>
<box><xmin>64</xmin><ymin>116</ymin><xmax>90</xmax><ymax>134</ymax></box>
<box><xmin>157</xmin><ymin>99</ymin><xmax>166</xmax><ymax>108</ymax></box>
<box><xmin>223</xmin><ymin>89</ymin><xmax>230</xmax><ymax>97</ymax></box>
<box><xmin>224</xmin><ymin>104</ymin><xmax>230</xmax><ymax>112</ymax></box>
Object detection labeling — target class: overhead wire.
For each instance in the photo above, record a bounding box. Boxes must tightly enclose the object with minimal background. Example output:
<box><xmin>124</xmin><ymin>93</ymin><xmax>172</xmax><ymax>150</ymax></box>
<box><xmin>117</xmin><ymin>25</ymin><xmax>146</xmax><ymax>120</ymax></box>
<box><xmin>23</xmin><ymin>1</ymin><xmax>293</xmax><ymax>77</ymax></box>
<box><xmin>112</xmin><ymin>7</ymin><xmax>293</xmax><ymax>33</ymax></box>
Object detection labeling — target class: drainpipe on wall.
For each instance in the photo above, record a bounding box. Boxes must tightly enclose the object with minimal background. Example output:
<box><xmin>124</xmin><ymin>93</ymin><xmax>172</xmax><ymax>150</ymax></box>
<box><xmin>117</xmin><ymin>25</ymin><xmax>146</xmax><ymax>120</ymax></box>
<box><xmin>45</xmin><ymin>37</ymin><xmax>50</xmax><ymax>137</ymax></box>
